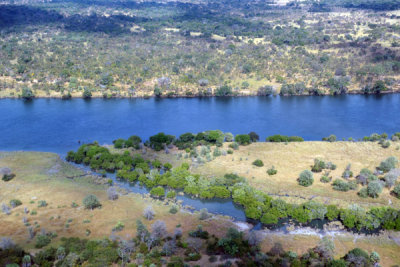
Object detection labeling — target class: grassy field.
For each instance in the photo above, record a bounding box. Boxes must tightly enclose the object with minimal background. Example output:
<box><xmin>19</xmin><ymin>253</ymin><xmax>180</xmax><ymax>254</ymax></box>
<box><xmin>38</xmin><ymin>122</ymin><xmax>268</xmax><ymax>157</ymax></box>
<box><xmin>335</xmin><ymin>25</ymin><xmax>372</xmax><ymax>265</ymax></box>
<box><xmin>148</xmin><ymin>141</ymin><xmax>400</xmax><ymax>209</ymax></box>
<box><xmin>1</xmin><ymin>151</ymin><xmax>400</xmax><ymax>265</ymax></box>
<box><xmin>0</xmin><ymin>152</ymin><xmax>232</xmax><ymax>252</ymax></box>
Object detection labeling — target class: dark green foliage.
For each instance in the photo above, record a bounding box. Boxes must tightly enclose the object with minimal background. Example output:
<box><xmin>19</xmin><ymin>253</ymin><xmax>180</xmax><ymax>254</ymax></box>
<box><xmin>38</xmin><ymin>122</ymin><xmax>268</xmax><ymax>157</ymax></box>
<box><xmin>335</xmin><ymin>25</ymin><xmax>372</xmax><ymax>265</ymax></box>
<box><xmin>267</xmin><ymin>166</ymin><xmax>277</xmax><ymax>176</ymax></box>
<box><xmin>322</xmin><ymin>134</ymin><xmax>337</xmax><ymax>142</ymax></box>
<box><xmin>82</xmin><ymin>88</ymin><xmax>92</xmax><ymax>99</ymax></box>
<box><xmin>235</xmin><ymin>134</ymin><xmax>251</xmax><ymax>145</ymax></box>
<box><xmin>311</xmin><ymin>159</ymin><xmax>326</xmax><ymax>172</ymax></box>
<box><xmin>9</xmin><ymin>199</ymin><xmax>22</xmax><ymax>208</ymax></box>
<box><xmin>266</xmin><ymin>135</ymin><xmax>304</xmax><ymax>142</ymax></box>
<box><xmin>150</xmin><ymin>186</ymin><xmax>165</xmax><ymax>198</ymax></box>
<box><xmin>248</xmin><ymin>132</ymin><xmax>259</xmax><ymax>142</ymax></box>
<box><xmin>149</xmin><ymin>132</ymin><xmax>175</xmax><ymax>151</ymax></box>
<box><xmin>21</xmin><ymin>87</ymin><xmax>34</xmax><ymax>100</ymax></box>
<box><xmin>215</xmin><ymin>85</ymin><xmax>232</xmax><ymax>96</ymax></box>
<box><xmin>35</xmin><ymin>235</ymin><xmax>51</xmax><ymax>248</ymax></box>
<box><xmin>83</xmin><ymin>194</ymin><xmax>101</xmax><ymax>209</ymax></box>
<box><xmin>393</xmin><ymin>184</ymin><xmax>400</xmax><ymax>198</ymax></box>
<box><xmin>252</xmin><ymin>159</ymin><xmax>264</xmax><ymax>167</ymax></box>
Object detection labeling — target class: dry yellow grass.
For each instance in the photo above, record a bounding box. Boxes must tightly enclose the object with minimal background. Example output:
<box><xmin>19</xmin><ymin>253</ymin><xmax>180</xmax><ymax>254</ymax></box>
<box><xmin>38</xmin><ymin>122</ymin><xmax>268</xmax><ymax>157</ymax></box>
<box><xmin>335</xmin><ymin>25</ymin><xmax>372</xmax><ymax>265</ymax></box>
<box><xmin>0</xmin><ymin>152</ymin><xmax>232</xmax><ymax>251</ymax></box>
<box><xmin>186</xmin><ymin>141</ymin><xmax>400</xmax><ymax>208</ymax></box>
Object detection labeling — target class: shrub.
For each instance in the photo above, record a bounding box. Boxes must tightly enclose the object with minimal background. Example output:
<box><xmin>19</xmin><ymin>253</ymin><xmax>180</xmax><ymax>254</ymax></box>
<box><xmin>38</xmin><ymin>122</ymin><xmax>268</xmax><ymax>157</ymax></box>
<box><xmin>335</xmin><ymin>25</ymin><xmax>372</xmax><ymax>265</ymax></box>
<box><xmin>21</xmin><ymin>87</ymin><xmax>34</xmax><ymax>100</ymax></box>
<box><xmin>367</xmin><ymin>180</ymin><xmax>383</xmax><ymax>198</ymax></box>
<box><xmin>332</xmin><ymin>179</ymin><xmax>350</xmax><ymax>192</ymax></box>
<box><xmin>229</xmin><ymin>142</ymin><xmax>239</xmax><ymax>150</ymax></box>
<box><xmin>248</xmin><ymin>132</ymin><xmax>259</xmax><ymax>142</ymax></box>
<box><xmin>9</xmin><ymin>199</ymin><xmax>22</xmax><ymax>208</ymax></box>
<box><xmin>38</xmin><ymin>200</ymin><xmax>47</xmax><ymax>208</ymax></box>
<box><xmin>342</xmin><ymin>164</ymin><xmax>353</xmax><ymax>179</ymax></box>
<box><xmin>215</xmin><ymin>85</ymin><xmax>232</xmax><ymax>96</ymax></box>
<box><xmin>381</xmin><ymin>140</ymin><xmax>391</xmax><ymax>148</ymax></box>
<box><xmin>113</xmin><ymin>221</ymin><xmax>124</xmax><ymax>232</ymax></box>
<box><xmin>379</xmin><ymin>156</ymin><xmax>398</xmax><ymax>172</ymax></box>
<box><xmin>107</xmin><ymin>187</ymin><xmax>119</xmax><ymax>200</ymax></box>
<box><xmin>320</xmin><ymin>175</ymin><xmax>331</xmax><ymax>183</ymax></box>
<box><xmin>393</xmin><ymin>184</ymin><xmax>400</xmax><ymax>198</ymax></box>
<box><xmin>261</xmin><ymin>213</ymin><xmax>279</xmax><ymax>224</ymax></box>
<box><xmin>169</xmin><ymin>205</ymin><xmax>178</xmax><ymax>214</ymax></box>
<box><xmin>35</xmin><ymin>234</ymin><xmax>51</xmax><ymax>248</ymax></box>
<box><xmin>252</xmin><ymin>159</ymin><xmax>264</xmax><ymax>167</ymax></box>
<box><xmin>83</xmin><ymin>195</ymin><xmax>101</xmax><ymax>209</ymax></box>
<box><xmin>82</xmin><ymin>88</ymin><xmax>92</xmax><ymax>99</ymax></box>
<box><xmin>266</xmin><ymin>135</ymin><xmax>304</xmax><ymax>142</ymax></box>
<box><xmin>311</xmin><ymin>159</ymin><xmax>326</xmax><ymax>172</ymax></box>
<box><xmin>267</xmin><ymin>166</ymin><xmax>277</xmax><ymax>175</ymax></box>
<box><xmin>143</xmin><ymin>206</ymin><xmax>155</xmax><ymax>220</ymax></box>
<box><xmin>150</xmin><ymin>186</ymin><xmax>165</xmax><ymax>198</ymax></box>
<box><xmin>358</xmin><ymin>187</ymin><xmax>368</xmax><ymax>198</ymax></box>
<box><xmin>166</xmin><ymin>190</ymin><xmax>176</xmax><ymax>198</ymax></box>
<box><xmin>234</xmin><ymin>134</ymin><xmax>251</xmax><ymax>145</ymax></box>
<box><xmin>322</xmin><ymin>134</ymin><xmax>337</xmax><ymax>142</ymax></box>
<box><xmin>298</xmin><ymin>170</ymin><xmax>314</xmax><ymax>187</ymax></box>
<box><xmin>163</xmin><ymin>162</ymin><xmax>172</xmax><ymax>170</ymax></box>
<box><xmin>1</xmin><ymin>167</ymin><xmax>15</xmax><ymax>181</ymax></box>
<box><xmin>199</xmin><ymin>208</ymin><xmax>211</xmax><ymax>220</ymax></box>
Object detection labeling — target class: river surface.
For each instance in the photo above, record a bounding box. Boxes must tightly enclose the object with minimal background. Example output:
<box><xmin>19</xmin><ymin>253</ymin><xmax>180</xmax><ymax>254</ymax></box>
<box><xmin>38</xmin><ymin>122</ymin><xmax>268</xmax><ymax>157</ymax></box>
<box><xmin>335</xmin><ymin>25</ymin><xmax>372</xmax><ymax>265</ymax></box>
<box><xmin>1</xmin><ymin>95</ymin><xmax>399</xmax><ymax>231</ymax></box>
<box><xmin>1</xmin><ymin>95</ymin><xmax>400</xmax><ymax>154</ymax></box>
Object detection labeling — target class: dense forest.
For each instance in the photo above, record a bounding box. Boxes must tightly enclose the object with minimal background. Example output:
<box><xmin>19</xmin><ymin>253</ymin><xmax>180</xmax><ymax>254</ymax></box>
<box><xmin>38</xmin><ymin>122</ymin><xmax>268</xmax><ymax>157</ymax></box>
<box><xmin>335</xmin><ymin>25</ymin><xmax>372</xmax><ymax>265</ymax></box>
<box><xmin>0</xmin><ymin>0</ymin><xmax>399</xmax><ymax>98</ymax></box>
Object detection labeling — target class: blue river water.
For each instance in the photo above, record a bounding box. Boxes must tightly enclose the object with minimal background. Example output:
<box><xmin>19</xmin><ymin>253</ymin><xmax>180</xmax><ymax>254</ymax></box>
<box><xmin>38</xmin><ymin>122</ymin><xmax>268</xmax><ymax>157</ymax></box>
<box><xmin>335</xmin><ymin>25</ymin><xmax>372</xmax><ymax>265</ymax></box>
<box><xmin>1</xmin><ymin>95</ymin><xmax>398</xmax><ymax>225</ymax></box>
<box><xmin>0</xmin><ymin>95</ymin><xmax>399</xmax><ymax>154</ymax></box>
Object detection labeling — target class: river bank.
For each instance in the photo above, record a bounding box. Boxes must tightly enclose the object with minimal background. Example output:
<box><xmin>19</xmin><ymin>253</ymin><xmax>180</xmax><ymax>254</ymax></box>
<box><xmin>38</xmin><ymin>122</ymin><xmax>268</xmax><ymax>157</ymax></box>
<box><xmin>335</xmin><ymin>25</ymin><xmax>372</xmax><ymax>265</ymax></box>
<box><xmin>1</xmin><ymin>88</ymin><xmax>400</xmax><ymax>99</ymax></box>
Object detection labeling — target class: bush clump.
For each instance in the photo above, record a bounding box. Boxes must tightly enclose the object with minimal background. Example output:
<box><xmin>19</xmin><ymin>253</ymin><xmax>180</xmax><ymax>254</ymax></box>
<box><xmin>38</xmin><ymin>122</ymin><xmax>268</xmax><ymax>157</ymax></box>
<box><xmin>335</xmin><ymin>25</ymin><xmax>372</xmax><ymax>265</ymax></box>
<box><xmin>150</xmin><ymin>186</ymin><xmax>165</xmax><ymax>198</ymax></box>
<box><xmin>266</xmin><ymin>135</ymin><xmax>304</xmax><ymax>142</ymax></box>
<box><xmin>378</xmin><ymin>156</ymin><xmax>398</xmax><ymax>172</ymax></box>
<box><xmin>235</xmin><ymin>134</ymin><xmax>251</xmax><ymax>145</ymax></box>
<box><xmin>298</xmin><ymin>170</ymin><xmax>314</xmax><ymax>187</ymax></box>
<box><xmin>35</xmin><ymin>234</ymin><xmax>51</xmax><ymax>248</ymax></box>
<box><xmin>83</xmin><ymin>195</ymin><xmax>101</xmax><ymax>210</ymax></box>
<box><xmin>267</xmin><ymin>166</ymin><xmax>277</xmax><ymax>176</ymax></box>
<box><xmin>252</xmin><ymin>159</ymin><xmax>264</xmax><ymax>167</ymax></box>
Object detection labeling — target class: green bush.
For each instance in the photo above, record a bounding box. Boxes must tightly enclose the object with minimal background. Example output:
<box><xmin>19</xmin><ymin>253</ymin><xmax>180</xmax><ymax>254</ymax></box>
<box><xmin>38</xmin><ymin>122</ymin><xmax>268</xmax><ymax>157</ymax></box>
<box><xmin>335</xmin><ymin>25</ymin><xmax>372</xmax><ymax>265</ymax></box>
<box><xmin>332</xmin><ymin>179</ymin><xmax>350</xmax><ymax>191</ymax></box>
<box><xmin>322</xmin><ymin>134</ymin><xmax>337</xmax><ymax>142</ymax></box>
<box><xmin>35</xmin><ymin>234</ymin><xmax>51</xmax><ymax>248</ymax></box>
<box><xmin>378</xmin><ymin>156</ymin><xmax>398</xmax><ymax>172</ymax></box>
<box><xmin>83</xmin><ymin>88</ymin><xmax>92</xmax><ymax>99</ymax></box>
<box><xmin>358</xmin><ymin>188</ymin><xmax>368</xmax><ymax>198</ymax></box>
<box><xmin>38</xmin><ymin>200</ymin><xmax>47</xmax><ymax>207</ymax></box>
<box><xmin>266</xmin><ymin>135</ymin><xmax>304</xmax><ymax>142</ymax></box>
<box><xmin>166</xmin><ymin>190</ymin><xmax>176</xmax><ymax>198</ymax></box>
<box><xmin>298</xmin><ymin>170</ymin><xmax>314</xmax><ymax>187</ymax></box>
<box><xmin>320</xmin><ymin>175</ymin><xmax>331</xmax><ymax>183</ymax></box>
<box><xmin>367</xmin><ymin>180</ymin><xmax>383</xmax><ymax>198</ymax></box>
<box><xmin>83</xmin><ymin>195</ymin><xmax>101</xmax><ymax>209</ymax></box>
<box><xmin>169</xmin><ymin>205</ymin><xmax>178</xmax><ymax>214</ymax></box>
<box><xmin>150</xmin><ymin>186</ymin><xmax>165</xmax><ymax>198</ymax></box>
<box><xmin>267</xmin><ymin>166</ymin><xmax>277</xmax><ymax>175</ymax></box>
<box><xmin>252</xmin><ymin>159</ymin><xmax>264</xmax><ymax>167</ymax></box>
<box><xmin>9</xmin><ymin>199</ymin><xmax>22</xmax><ymax>208</ymax></box>
<box><xmin>21</xmin><ymin>87</ymin><xmax>34</xmax><ymax>100</ymax></box>
<box><xmin>393</xmin><ymin>184</ymin><xmax>400</xmax><ymax>198</ymax></box>
<box><xmin>235</xmin><ymin>134</ymin><xmax>251</xmax><ymax>145</ymax></box>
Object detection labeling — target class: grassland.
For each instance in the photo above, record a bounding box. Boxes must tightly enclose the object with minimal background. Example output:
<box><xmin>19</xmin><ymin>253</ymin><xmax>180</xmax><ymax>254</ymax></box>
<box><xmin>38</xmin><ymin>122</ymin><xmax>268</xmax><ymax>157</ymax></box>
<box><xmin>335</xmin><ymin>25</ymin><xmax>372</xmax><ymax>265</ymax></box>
<box><xmin>146</xmin><ymin>141</ymin><xmax>400</xmax><ymax>209</ymax></box>
<box><xmin>1</xmin><ymin>150</ymin><xmax>400</xmax><ymax>265</ymax></box>
<box><xmin>0</xmin><ymin>152</ymin><xmax>233</xmax><ymax>251</ymax></box>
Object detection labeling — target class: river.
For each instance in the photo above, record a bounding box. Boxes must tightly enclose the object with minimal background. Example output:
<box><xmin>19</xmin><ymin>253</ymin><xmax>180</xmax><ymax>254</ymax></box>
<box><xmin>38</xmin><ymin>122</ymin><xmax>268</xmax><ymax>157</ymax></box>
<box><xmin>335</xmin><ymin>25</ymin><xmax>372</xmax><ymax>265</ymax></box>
<box><xmin>1</xmin><ymin>95</ymin><xmax>399</xmax><ymax>154</ymax></box>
